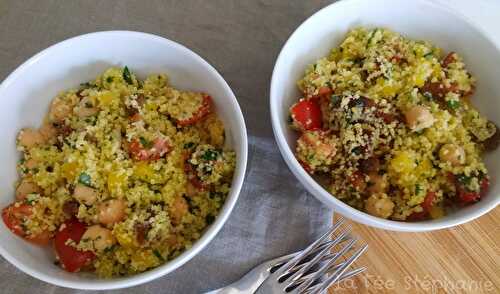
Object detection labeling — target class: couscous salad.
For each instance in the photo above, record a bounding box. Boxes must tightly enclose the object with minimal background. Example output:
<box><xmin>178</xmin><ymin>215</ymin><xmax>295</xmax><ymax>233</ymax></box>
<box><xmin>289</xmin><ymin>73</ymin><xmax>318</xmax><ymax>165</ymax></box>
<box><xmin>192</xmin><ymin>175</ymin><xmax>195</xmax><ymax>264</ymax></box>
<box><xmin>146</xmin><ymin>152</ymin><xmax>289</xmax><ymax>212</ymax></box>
<box><xmin>290</xmin><ymin>28</ymin><xmax>498</xmax><ymax>221</ymax></box>
<box><xmin>3</xmin><ymin>67</ymin><xmax>235</xmax><ymax>276</ymax></box>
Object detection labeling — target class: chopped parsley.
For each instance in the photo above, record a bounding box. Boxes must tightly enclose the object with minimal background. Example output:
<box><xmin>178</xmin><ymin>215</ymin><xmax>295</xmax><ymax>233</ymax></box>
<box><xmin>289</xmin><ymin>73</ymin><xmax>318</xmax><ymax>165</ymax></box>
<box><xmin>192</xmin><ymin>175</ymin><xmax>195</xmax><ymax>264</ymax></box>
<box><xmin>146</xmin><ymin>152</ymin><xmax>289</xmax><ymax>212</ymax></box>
<box><xmin>80</xmin><ymin>82</ymin><xmax>96</xmax><ymax>88</ymax></box>
<box><xmin>123</xmin><ymin>66</ymin><xmax>134</xmax><ymax>85</ymax></box>
<box><xmin>423</xmin><ymin>52</ymin><xmax>433</xmax><ymax>59</ymax></box>
<box><xmin>331</xmin><ymin>94</ymin><xmax>341</xmax><ymax>106</ymax></box>
<box><xmin>78</xmin><ymin>172</ymin><xmax>92</xmax><ymax>187</ymax></box>
<box><xmin>139</xmin><ymin>137</ymin><xmax>152</xmax><ymax>149</ymax></box>
<box><xmin>457</xmin><ymin>174</ymin><xmax>471</xmax><ymax>186</ymax></box>
<box><xmin>106</xmin><ymin>76</ymin><xmax>114</xmax><ymax>83</ymax></box>
<box><xmin>366</xmin><ymin>28</ymin><xmax>380</xmax><ymax>47</ymax></box>
<box><xmin>183</xmin><ymin>142</ymin><xmax>195</xmax><ymax>149</ymax></box>
<box><xmin>201</xmin><ymin>150</ymin><xmax>219</xmax><ymax>161</ymax></box>
<box><xmin>351</xmin><ymin>146</ymin><xmax>362</xmax><ymax>155</ymax></box>
<box><xmin>205</xmin><ymin>214</ymin><xmax>215</xmax><ymax>225</ymax></box>
<box><xmin>415</xmin><ymin>184</ymin><xmax>423</xmax><ymax>195</ymax></box>
<box><xmin>447</xmin><ymin>100</ymin><xmax>460</xmax><ymax>109</ymax></box>
<box><xmin>423</xmin><ymin>92</ymin><xmax>433</xmax><ymax>101</ymax></box>
<box><xmin>104</xmin><ymin>245</ymin><xmax>116</xmax><ymax>253</ymax></box>
<box><xmin>153</xmin><ymin>250</ymin><xmax>164</xmax><ymax>261</ymax></box>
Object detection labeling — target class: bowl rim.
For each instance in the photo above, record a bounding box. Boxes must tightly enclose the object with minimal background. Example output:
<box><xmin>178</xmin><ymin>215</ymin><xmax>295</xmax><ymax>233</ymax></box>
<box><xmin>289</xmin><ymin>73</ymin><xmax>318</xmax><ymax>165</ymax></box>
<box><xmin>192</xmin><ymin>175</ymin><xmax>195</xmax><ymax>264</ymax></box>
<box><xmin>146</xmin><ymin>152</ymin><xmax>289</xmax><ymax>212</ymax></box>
<box><xmin>270</xmin><ymin>0</ymin><xmax>500</xmax><ymax>232</ymax></box>
<box><xmin>0</xmin><ymin>30</ymin><xmax>248</xmax><ymax>289</ymax></box>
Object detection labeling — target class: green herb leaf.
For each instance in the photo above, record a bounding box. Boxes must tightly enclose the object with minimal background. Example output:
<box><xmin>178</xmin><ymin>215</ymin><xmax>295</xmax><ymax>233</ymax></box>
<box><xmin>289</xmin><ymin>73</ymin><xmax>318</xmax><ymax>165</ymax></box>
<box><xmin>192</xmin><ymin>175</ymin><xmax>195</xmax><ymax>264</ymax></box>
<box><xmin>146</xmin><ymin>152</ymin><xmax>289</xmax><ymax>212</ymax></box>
<box><xmin>104</xmin><ymin>245</ymin><xmax>116</xmax><ymax>253</ymax></box>
<box><xmin>183</xmin><ymin>142</ymin><xmax>195</xmax><ymax>149</ymax></box>
<box><xmin>78</xmin><ymin>172</ymin><xmax>92</xmax><ymax>187</ymax></box>
<box><xmin>139</xmin><ymin>137</ymin><xmax>152</xmax><ymax>149</ymax></box>
<box><xmin>366</xmin><ymin>28</ymin><xmax>380</xmax><ymax>47</ymax></box>
<box><xmin>351</xmin><ymin>146</ymin><xmax>362</xmax><ymax>155</ymax></box>
<box><xmin>331</xmin><ymin>94</ymin><xmax>341</xmax><ymax>106</ymax></box>
<box><xmin>201</xmin><ymin>150</ymin><xmax>219</xmax><ymax>161</ymax></box>
<box><xmin>123</xmin><ymin>66</ymin><xmax>134</xmax><ymax>85</ymax></box>
<box><xmin>423</xmin><ymin>92</ymin><xmax>433</xmax><ymax>101</ymax></box>
<box><xmin>80</xmin><ymin>82</ymin><xmax>95</xmax><ymax>88</ymax></box>
<box><xmin>457</xmin><ymin>174</ymin><xmax>471</xmax><ymax>186</ymax></box>
<box><xmin>423</xmin><ymin>52</ymin><xmax>433</xmax><ymax>59</ymax></box>
<box><xmin>106</xmin><ymin>76</ymin><xmax>114</xmax><ymax>83</ymax></box>
<box><xmin>153</xmin><ymin>249</ymin><xmax>164</xmax><ymax>261</ymax></box>
<box><xmin>415</xmin><ymin>184</ymin><xmax>422</xmax><ymax>195</ymax></box>
<box><xmin>205</xmin><ymin>214</ymin><xmax>215</xmax><ymax>224</ymax></box>
<box><xmin>447</xmin><ymin>100</ymin><xmax>460</xmax><ymax>109</ymax></box>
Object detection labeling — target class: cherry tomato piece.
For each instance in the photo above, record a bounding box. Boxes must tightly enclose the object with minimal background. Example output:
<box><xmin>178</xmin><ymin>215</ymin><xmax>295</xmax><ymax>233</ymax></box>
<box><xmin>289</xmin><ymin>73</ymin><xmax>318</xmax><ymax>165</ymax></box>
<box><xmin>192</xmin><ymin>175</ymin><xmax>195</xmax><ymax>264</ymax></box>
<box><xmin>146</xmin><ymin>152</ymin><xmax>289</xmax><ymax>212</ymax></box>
<box><xmin>458</xmin><ymin>190</ymin><xmax>480</xmax><ymax>204</ymax></box>
<box><xmin>408</xmin><ymin>191</ymin><xmax>435</xmax><ymax>221</ymax></box>
<box><xmin>421</xmin><ymin>191</ymin><xmax>435</xmax><ymax>211</ymax></box>
<box><xmin>290</xmin><ymin>99</ymin><xmax>322</xmax><ymax>131</ymax></box>
<box><xmin>128</xmin><ymin>138</ymin><xmax>171</xmax><ymax>161</ymax></box>
<box><xmin>2</xmin><ymin>203</ymin><xmax>52</xmax><ymax>245</ymax></box>
<box><xmin>480</xmin><ymin>178</ymin><xmax>489</xmax><ymax>197</ymax></box>
<box><xmin>54</xmin><ymin>219</ymin><xmax>95</xmax><ymax>272</ymax></box>
<box><xmin>177</xmin><ymin>94</ymin><xmax>212</xmax><ymax>126</ymax></box>
<box><xmin>298</xmin><ymin>159</ymin><xmax>313</xmax><ymax>174</ymax></box>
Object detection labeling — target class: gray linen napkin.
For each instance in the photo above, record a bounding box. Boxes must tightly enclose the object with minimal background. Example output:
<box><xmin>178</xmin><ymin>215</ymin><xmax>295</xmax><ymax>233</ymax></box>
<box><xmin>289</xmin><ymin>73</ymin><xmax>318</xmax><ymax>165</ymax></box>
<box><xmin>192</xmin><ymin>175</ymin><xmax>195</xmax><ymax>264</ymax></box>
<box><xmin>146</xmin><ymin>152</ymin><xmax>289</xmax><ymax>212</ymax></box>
<box><xmin>0</xmin><ymin>136</ymin><xmax>332</xmax><ymax>293</ymax></box>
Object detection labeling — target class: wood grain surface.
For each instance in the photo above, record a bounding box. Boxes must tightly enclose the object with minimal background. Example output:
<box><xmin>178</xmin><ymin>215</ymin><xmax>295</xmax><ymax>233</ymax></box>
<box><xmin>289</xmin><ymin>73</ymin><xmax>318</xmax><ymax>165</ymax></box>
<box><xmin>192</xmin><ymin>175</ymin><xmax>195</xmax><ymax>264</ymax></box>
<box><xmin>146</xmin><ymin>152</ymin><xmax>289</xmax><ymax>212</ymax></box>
<box><xmin>329</xmin><ymin>206</ymin><xmax>499</xmax><ymax>293</ymax></box>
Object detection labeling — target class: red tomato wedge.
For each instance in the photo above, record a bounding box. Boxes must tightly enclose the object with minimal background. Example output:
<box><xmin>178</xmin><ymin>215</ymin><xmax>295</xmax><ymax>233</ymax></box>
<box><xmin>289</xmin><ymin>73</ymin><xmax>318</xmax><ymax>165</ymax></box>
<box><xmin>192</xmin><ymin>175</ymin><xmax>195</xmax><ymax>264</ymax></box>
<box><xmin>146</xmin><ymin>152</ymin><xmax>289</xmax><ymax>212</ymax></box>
<box><xmin>2</xmin><ymin>203</ymin><xmax>51</xmax><ymax>245</ymax></box>
<box><xmin>54</xmin><ymin>219</ymin><xmax>95</xmax><ymax>272</ymax></box>
<box><xmin>177</xmin><ymin>94</ymin><xmax>212</xmax><ymax>126</ymax></box>
<box><xmin>317</xmin><ymin>86</ymin><xmax>333</xmax><ymax>97</ymax></box>
<box><xmin>480</xmin><ymin>178</ymin><xmax>489</xmax><ymax>197</ymax></box>
<box><xmin>408</xmin><ymin>191</ymin><xmax>435</xmax><ymax>221</ymax></box>
<box><xmin>421</xmin><ymin>191</ymin><xmax>435</xmax><ymax>211</ymax></box>
<box><xmin>290</xmin><ymin>98</ymin><xmax>322</xmax><ymax>131</ymax></box>
<box><xmin>298</xmin><ymin>159</ymin><xmax>313</xmax><ymax>174</ymax></box>
<box><xmin>128</xmin><ymin>137</ymin><xmax>171</xmax><ymax>161</ymax></box>
<box><xmin>149</xmin><ymin>137</ymin><xmax>171</xmax><ymax>160</ymax></box>
<box><xmin>458</xmin><ymin>190</ymin><xmax>480</xmax><ymax>204</ymax></box>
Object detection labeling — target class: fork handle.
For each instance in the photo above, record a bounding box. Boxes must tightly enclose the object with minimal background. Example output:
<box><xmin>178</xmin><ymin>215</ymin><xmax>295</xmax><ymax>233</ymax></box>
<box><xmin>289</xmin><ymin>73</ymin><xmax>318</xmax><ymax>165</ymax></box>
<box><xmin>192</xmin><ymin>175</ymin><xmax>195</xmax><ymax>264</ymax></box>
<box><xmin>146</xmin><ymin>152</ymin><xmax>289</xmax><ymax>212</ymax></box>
<box><xmin>205</xmin><ymin>254</ymin><xmax>296</xmax><ymax>294</ymax></box>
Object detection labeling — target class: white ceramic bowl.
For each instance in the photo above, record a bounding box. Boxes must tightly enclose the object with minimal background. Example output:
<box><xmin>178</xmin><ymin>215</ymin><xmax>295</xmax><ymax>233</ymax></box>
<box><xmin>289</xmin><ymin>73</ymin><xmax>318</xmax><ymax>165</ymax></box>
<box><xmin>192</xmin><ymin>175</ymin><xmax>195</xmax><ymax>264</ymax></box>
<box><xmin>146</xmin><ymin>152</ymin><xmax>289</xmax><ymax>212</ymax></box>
<box><xmin>0</xmin><ymin>31</ymin><xmax>247</xmax><ymax>289</ymax></box>
<box><xmin>271</xmin><ymin>0</ymin><xmax>500</xmax><ymax>232</ymax></box>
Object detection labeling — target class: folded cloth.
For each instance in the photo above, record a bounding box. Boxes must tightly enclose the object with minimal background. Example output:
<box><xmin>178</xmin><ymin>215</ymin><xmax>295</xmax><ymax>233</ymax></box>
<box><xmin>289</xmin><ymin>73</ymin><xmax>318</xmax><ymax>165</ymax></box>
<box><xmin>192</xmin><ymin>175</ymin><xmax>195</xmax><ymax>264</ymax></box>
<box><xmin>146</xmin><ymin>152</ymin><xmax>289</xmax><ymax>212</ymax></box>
<box><xmin>0</xmin><ymin>136</ymin><xmax>332</xmax><ymax>293</ymax></box>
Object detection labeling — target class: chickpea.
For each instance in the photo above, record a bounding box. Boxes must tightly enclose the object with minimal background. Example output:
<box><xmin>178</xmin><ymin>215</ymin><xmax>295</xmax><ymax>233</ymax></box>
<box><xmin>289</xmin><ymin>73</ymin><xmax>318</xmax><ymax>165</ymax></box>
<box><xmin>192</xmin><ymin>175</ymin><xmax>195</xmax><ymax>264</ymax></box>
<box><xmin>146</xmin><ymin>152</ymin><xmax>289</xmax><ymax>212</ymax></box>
<box><xmin>366</xmin><ymin>173</ymin><xmax>388</xmax><ymax>195</ymax></box>
<box><xmin>81</xmin><ymin>225</ymin><xmax>115</xmax><ymax>252</ymax></box>
<box><xmin>98</xmin><ymin>199</ymin><xmax>126</xmax><ymax>226</ymax></box>
<box><xmin>24</xmin><ymin>158</ymin><xmax>38</xmax><ymax>169</ymax></box>
<box><xmin>302</xmin><ymin>132</ymin><xmax>336</xmax><ymax>159</ymax></box>
<box><xmin>169</xmin><ymin>196</ymin><xmax>188</xmax><ymax>225</ymax></box>
<box><xmin>364</xmin><ymin>193</ymin><xmax>394</xmax><ymax>219</ymax></box>
<box><xmin>15</xmin><ymin>178</ymin><xmax>42</xmax><ymax>201</ymax></box>
<box><xmin>73</xmin><ymin>184</ymin><xmax>99</xmax><ymax>205</ymax></box>
<box><xmin>185</xmin><ymin>182</ymin><xmax>199</xmax><ymax>198</ymax></box>
<box><xmin>439</xmin><ymin>144</ymin><xmax>465</xmax><ymax>166</ymax></box>
<box><xmin>17</xmin><ymin>128</ymin><xmax>45</xmax><ymax>149</ymax></box>
<box><xmin>38</xmin><ymin>121</ymin><xmax>57</xmax><ymax>141</ymax></box>
<box><xmin>49</xmin><ymin>98</ymin><xmax>72</xmax><ymax>122</ymax></box>
<box><xmin>404</xmin><ymin>105</ymin><xmax>435</xmax><ymax>132</ymax></box>
<box><xmin>76</xmin><ymin>97</ymin><xmax>99</xmax><ymax>117</ymax></box>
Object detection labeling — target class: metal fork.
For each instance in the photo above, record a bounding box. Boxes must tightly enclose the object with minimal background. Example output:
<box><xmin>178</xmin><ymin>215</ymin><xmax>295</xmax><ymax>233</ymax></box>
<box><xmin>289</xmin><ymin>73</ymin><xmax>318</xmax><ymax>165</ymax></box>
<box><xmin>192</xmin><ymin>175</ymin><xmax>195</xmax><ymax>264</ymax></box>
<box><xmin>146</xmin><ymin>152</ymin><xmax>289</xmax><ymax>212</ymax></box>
<box><xmin>208</xmin><ymin>218</ymin><xmax>367</xmax><ymax>294</ymax></box>
<box><xmin>255</xmin><ymin>218</ymin><xmax>368</xmax><ymax>294</ymax></box>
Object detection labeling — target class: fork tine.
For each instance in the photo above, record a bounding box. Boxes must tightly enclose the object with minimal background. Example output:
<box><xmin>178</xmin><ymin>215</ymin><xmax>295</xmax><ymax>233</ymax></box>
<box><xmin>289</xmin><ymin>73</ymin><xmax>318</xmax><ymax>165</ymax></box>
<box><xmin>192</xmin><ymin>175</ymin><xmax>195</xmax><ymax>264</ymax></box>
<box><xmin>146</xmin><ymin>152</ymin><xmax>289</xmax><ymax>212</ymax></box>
<box><xmin>294</xmin><ymin>237</ymin><xmax>358</xmax><ymax>293</ymax></box>
<box><xmin>270</xmin><ymin>230</ymin><xmax>351</xmax><ymax>271</ymax></box>
<box><xmin>311</xmin><ymin>244</ymin><xmax>368</xmax><ymax>294</ymax></box>
<box><xmin>284</xmin><ymin>229</ymin><xmax>351</xmax><ymax>287</ymax></box>
<box><xmin>274</xmin><ymin>218</ymin><xmax>345</xmax><ymax>276</ymax></box>
<box><xmin>304</xmin><ymin>267</ymin><xmax>367</xmax><ymax>294</ymax></box>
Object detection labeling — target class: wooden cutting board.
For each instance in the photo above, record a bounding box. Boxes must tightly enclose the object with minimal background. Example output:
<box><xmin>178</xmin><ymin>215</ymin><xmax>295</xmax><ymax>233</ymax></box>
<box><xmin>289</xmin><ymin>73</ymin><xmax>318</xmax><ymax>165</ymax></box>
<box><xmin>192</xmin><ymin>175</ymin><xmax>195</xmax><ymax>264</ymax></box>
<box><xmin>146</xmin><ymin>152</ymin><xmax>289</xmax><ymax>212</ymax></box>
<box><xmin>328</xmin><ymin>206</ymin><xmax>499</xmax><ymax>293</ymax></box>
